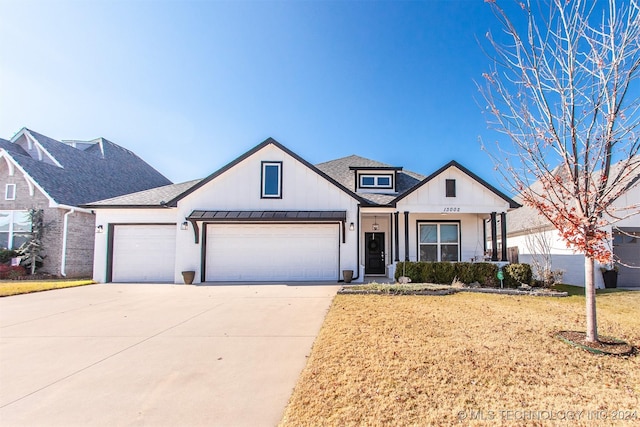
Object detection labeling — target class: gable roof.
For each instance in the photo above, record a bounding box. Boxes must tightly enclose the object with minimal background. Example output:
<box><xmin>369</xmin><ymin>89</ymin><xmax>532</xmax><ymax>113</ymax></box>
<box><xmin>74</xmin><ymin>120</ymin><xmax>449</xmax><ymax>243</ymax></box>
<box><xmin>392</xmin><ymin>160</ymin><xmax>521</xmax><ymax>209</ymax></box>
<box><xmin>162</xmin><ymin>137</ymin><xmax>368</xmax><ymax>207</ymax></box>
<box><xmin>1</xmin><ymin>128</ymin><xmax>172</xmax><ymax>206</ymax></box>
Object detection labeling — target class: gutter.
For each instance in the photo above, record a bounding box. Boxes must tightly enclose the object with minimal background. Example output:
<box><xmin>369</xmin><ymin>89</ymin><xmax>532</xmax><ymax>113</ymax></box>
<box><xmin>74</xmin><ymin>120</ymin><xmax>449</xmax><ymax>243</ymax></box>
<box><xmin>60</xmin><ymin>208</ymin><xmax>74</xmax><ymax>277</ymax></box>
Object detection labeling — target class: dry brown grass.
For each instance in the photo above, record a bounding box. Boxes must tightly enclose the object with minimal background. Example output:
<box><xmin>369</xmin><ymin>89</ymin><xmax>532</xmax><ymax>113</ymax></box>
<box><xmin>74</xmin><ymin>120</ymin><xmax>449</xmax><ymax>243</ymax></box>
<box><xmin>281</xmin><ymin>291</ymin><xmax>640</xmax><ymax>426</ymax></box>
<box><xmin>0</xmin><ymin>279</ymin><xmax>94</xmax><ymax>297</ymax></box>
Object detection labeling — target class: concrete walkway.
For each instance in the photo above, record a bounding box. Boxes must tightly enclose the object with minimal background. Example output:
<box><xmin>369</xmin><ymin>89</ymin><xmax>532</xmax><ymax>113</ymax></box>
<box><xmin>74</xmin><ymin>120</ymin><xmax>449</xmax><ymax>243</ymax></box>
<box><xmin>0</xmin><ymin>283</ymin><xmax>339</xmax><ymax>426</ymax></box>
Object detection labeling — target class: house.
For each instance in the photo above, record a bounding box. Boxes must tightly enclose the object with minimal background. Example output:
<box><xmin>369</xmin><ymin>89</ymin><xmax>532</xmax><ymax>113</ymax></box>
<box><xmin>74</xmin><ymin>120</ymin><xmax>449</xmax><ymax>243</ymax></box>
<box><xmin>0</xmin><ymin>128</ymin><xmax>172</xmax><ymax>277</ymax></box>
<box><xmin>504</xmin><ymin>161</ymin><xmax>640</xmax><ymax>289</ymax></box>
<box><xmin>86</xmin><ymin>138</ymin><xmax>519</xmax><ymax>284</ymax></box>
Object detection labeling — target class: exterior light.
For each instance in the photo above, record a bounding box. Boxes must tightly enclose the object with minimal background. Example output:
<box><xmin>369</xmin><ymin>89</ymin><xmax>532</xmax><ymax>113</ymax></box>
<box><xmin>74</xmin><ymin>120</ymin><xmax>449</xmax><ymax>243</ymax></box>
<box><xmin>96</xmin><ymin>225</ymin><xmax>104</xmax><ymax>233</ymax></box>
<box><xmin>349</xmin><ymin>222</ymin><xmax>355</xmax><ymax>231</ymax></box>
<box><xmin>372</xmin><ymin>216</ymin><xmax>379</xmax><ymax>231</ymax></box>
<box><xmin>180</xmin><ymin>221</ymin><xmax>189</xmax><ymax>230</ymax></box>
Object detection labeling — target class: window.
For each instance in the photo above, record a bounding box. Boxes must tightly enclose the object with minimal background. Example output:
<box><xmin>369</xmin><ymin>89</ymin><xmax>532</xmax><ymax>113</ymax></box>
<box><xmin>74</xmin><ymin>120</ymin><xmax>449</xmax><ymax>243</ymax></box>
<box><xmin>418</xmin><ymin>222</ymin><xmax>459</xmax><ymax>262</ymax></box>
<box><xmin>0</xmin><ymin>211</ymin><xmax>31</xmax><ymax>249</ymax></box>
<box><xmin>359</xmin><ymin>174</ymin><xmax>393</xmax><ymax>189</ymax></box>
<box><xmin>261</xmin><ymin>161</ymin><xmax>282</xmax><ymax>198</ymax></box>
<box><xmin>5</xmin><ymin>184</ymin><xmax>16</xmax><ymax>200</ymax></box>
<box><xmin>446</xmin><ymin>179</ymin><xmax>456</xmax><ymax>197</ymax></box>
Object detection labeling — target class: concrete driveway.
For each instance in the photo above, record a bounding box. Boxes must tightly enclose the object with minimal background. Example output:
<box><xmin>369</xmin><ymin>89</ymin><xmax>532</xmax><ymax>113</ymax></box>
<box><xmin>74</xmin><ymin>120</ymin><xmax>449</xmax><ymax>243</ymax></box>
<box><xmin>0</xmin><ymin>283</ymin><xmax>339</xmax><ymax>426</ymax></box>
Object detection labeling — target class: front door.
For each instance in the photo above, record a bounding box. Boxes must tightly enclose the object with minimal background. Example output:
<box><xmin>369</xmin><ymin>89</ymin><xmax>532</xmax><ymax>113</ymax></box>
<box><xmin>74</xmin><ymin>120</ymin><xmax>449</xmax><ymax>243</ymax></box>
<box><xmin>365</xmin><ymin>232</ymin><xmax>385</xmax><ymax>274</ymax></box>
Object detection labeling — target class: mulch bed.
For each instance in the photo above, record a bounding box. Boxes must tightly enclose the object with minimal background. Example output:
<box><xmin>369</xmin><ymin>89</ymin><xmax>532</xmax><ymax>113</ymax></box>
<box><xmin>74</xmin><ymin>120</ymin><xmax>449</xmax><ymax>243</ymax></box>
<box><xmin>556</xmin><ymin>330</ymin><xmax>636</xmax><ymax>356</ymax></box>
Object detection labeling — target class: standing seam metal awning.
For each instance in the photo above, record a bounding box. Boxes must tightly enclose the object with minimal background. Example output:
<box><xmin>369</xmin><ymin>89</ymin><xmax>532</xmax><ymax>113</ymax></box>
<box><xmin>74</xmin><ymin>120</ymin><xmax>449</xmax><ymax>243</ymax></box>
<box><xmin>186</xmin><ymin>210</ymin><xmax>347</xmax><ymax>243</ymax></box>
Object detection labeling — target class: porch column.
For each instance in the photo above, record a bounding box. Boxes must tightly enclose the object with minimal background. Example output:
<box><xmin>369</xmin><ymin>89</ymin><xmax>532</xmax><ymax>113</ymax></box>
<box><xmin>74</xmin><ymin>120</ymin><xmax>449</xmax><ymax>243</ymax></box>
<box><xmin>500</xmin><ymin>212</ymin><xmax>508</xmax><ymax>262</ymax></box>
<box><xmin>404</xmin><ymin>211</ymin><xmax>409</xmax><ymax>261</ymax></box>
<box><xmin>394</xmin><ymin>212</ymin><xmax>400</xmax><ymax>262</ymax></box>
<box><xmin>490</xmin><ymin>212</ymin><xmax>498</xmax><ymax>261</ymax></box>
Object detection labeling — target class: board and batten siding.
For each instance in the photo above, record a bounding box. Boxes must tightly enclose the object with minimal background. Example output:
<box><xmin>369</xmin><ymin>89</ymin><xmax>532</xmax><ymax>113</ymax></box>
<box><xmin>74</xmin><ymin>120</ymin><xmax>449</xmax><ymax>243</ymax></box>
<box><xmin>173</xmin><ymin>144</ymin><xmax>359</xmax><ymax>283</ymax></box>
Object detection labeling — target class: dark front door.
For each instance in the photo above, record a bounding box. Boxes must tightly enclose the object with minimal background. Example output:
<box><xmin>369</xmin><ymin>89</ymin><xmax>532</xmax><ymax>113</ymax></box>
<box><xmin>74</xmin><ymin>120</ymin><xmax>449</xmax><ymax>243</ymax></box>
<box><xmin>365</xmin><ymin>232</ymin><xmax>385</xmax><ymax>274</ymax></box>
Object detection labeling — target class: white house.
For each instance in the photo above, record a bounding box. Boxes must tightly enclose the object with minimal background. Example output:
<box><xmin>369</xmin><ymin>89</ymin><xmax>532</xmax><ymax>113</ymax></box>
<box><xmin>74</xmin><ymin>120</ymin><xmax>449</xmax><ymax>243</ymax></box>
<box><xmin>86</xmin><ymin>138</ymin><xmax>519</xmax><ymax>284</ymax></box>
<box><xmin>505</xmin><ymin>162</ymin><xmax>640</xmax><ymax>289</ymax></box>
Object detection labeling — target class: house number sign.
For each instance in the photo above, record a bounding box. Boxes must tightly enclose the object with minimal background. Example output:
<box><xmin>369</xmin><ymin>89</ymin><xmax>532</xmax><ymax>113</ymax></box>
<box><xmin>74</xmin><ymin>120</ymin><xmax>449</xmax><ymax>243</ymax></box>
<box><xmin>443</xmin><ymin>207</ymin><xmax>460</xmax><ymax>212</ymax></box>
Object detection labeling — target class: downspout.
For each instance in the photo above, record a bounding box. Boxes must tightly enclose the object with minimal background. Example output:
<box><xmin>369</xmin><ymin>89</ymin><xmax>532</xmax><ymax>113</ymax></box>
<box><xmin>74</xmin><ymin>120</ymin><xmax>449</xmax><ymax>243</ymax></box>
<box><xmin>56</xmin><ymin>204</ymin><xmax>93</xmax><ymax>277</ymax></box>
<box><xmin>60</xmin><ymin>208</ymin><xmax>74</xmax><ymax>277</ymax></box>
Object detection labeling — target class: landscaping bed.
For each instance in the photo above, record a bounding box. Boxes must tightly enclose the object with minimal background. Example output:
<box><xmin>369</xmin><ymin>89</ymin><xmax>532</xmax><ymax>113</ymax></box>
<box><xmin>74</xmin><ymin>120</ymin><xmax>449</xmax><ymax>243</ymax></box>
<box><xmin>0</xmin><ymin>279</ymin><xmax>95</xmax><ymax>297</ymax></box>
<box><xmin>341</xmin><ymin>283</ymin><xmax>568</xmax><ymax>297</ymax></box>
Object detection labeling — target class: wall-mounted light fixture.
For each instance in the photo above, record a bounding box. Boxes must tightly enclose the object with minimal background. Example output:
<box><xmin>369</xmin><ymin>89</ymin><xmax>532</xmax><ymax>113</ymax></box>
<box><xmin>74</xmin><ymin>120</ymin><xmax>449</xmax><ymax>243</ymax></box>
<box><xmin>96</xmin><ymin>225</ymin><xmax>104</xmax><ymax>233</ymax></box>
<box><xmin>180</xmin><ymin>221</ymin><xmax>189</xmax><ymax>230</ymax></box>
<box><xmin>349</xmin><ymin>222</ymin><xmax>355</xmax><ymax>231</ymax></box>
<box><xmin>372</xmin><ymin>216</ymin><xmax>379</xmax><ymax>231</ymax></box>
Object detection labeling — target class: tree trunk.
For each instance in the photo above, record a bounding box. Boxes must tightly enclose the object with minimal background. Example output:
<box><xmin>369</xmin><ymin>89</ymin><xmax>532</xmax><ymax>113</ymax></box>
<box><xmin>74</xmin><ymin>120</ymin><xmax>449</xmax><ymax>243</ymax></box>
<box><xmin>585</xmin><ymin>257</ymin><xmax>598</xmax><ymax>342</ymax></box>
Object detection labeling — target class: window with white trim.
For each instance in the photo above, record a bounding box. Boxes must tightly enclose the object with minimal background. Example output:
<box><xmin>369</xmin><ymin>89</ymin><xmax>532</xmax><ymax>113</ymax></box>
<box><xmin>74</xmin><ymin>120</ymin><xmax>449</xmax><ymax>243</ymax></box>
<box><xmin>359</xmin><ymin>174</ymin><xmax>393</xmax><ymax>189</ymax></box>
<box><xmin>261</xmin><ymin>161</ymin><xmax>282</xmax><ymax>198</ymax></box>
<box><xmin>0</xmin><ymin>211</ymin><xmax>31</xmax><ymax>249</ymax></box>
<box><xmin>418</xmin><ymin>222</ymin><xmax>459</xmax><ymax>262</ymax></box>
<box><xmin>5</xmin><ymin>184</ymin><xmax>16</xmax><ymax>200</ymax></box>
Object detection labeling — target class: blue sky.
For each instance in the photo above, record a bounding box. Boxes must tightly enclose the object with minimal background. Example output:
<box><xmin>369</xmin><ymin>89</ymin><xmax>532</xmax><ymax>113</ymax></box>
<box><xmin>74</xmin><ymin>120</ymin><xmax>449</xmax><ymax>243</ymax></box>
<box><xmin>0</xmin><ymin>0</ymin><xmax>523</xmax><ymax>188</ymax></box>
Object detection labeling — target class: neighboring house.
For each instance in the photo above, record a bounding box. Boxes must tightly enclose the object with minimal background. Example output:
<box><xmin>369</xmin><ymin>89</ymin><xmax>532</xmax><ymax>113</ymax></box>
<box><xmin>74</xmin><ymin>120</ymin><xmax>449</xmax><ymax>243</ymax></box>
<box><xmin>504</xmin><ymin>161</ymin><xmax>640</xmax><ymax>288</ymax></box>
<box><xmin>86</xmin><ymin>138</ymin><xmax>519</xmax><ymax>284</ymax></box>
<box><xmin>0</xmin><ymin>128</ymin><xmax>172</xmax><ymax>277</ymax></box>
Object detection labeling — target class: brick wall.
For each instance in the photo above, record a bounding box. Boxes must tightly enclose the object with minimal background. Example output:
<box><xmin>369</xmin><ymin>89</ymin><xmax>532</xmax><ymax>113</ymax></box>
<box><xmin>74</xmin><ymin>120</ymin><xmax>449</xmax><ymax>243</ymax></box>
<box><xmin>0</xmin><ymin>159</ymin><xmax>95</xmax><ymax>276</ymax></box>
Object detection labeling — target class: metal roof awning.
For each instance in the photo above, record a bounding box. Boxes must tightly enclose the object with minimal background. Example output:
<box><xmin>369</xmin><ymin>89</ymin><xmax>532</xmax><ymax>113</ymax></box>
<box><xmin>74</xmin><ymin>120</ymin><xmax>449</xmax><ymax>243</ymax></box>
<box><xmin>185</xmin><ymin>210</ymin><xmax>347</xmax><ymax>243</ymax></box>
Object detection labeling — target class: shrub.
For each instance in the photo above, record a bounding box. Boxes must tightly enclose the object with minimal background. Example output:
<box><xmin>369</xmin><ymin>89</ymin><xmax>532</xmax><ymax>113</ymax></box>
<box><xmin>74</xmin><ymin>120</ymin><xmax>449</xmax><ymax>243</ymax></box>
<box><xmin>454</xmin><ymin>262</ymin><xmax>475</xmax><ymax>284</ymax></box>
<box><xmin>504</xmin><ymin>263</ymin><xmax>533</xmax><ymax>288</ymax></box>
<box><xmin>472</xmin><ymin>262</ymin><xmax>499</xmax><ymax>287</ymax></box>
<box><xmin>395</xmin><ymin>262</ymin><xmax>423</xmax><ymax>283</ymax></box>
<box><xmin>395</xmin><ymin>261</ymin><xmax>531</xmax><ymax>287</ymax></box>
<box><xmin>432</xmin><ymin>262</ymin><xmax>456</xmax><ymax>284</ymax></box>
<box><xmin>0</xmin><ymin>264</ymin><xmax>27</xmax><ymax>279</ymax></box>
<box><xmin>0</xmin><ymin>249</ymin><xmax>19</xmax><ymax>264</ymax></box>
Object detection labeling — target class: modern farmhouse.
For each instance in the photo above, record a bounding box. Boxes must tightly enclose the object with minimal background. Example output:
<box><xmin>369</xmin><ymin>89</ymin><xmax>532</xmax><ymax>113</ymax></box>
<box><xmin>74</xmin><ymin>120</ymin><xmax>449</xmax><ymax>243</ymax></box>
<box><xmin>87</xmin><ymin>138</ymin><xmax>519</xmax><ymax>284</ymax></box>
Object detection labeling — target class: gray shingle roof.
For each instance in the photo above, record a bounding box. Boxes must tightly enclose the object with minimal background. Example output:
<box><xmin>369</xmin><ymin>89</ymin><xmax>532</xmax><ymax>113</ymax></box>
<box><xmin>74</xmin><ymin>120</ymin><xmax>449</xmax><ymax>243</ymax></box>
<box><xmin>315</xmin><ymin>155</ymin><xmax>424</xmax><ymax>205</ymax></box>
<box><xmin>2</xmin><ymin>129</ymin><xmax>172</xmax><ymax>205</ymax></box>
<box><xmin>86</xmin><ymin>179</ymin><xmax>202</xmax><ymax>207</ymax></box>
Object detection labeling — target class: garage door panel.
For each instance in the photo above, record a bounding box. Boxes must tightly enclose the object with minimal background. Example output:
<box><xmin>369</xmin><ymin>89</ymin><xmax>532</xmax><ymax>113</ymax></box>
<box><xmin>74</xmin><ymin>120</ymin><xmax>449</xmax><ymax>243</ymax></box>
<box><xmin>112</xmin><ymin>225</ymin><xmax>176</xmax><ymax>283</ymax></box>
<box><xmin>614</xmin><ymin>228</ymin><xmax>640</xmax><ymax>288</ymax></box>
<box><xmin>206</xmin><ymin>224</ymin><xmax>338</xmax><ymax>281</ymax></box>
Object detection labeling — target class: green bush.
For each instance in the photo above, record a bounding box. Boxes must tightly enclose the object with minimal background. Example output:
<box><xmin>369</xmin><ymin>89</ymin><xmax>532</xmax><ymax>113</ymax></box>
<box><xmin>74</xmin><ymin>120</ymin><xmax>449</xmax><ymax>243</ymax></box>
<box><xmin>432</xmin><ymin>262</ymin><xmax>456</xmax><ymax>284</ymax></box>
<box><xmin>504</xmin><ymin>264</ymin><xmax>533</xmax><ymax>288</ymax></box>
<box><xmin>395</xmin><ymin>262</ymin><xmax>423</xmax><ymax>283</ymax></box>
<box><xmin>0</xmin><ymin>249</ymin><xmax>18</xmax><ymax>264</ymax></box>
<box><xmin>395</xmin><ymin>262</ymin><xmax>530</xmax><ymax>287</ymax></box>
<box><xmin>454</xmin><ymin>262</ymin><xmax>475</xmax><ymax>284</ymax></box>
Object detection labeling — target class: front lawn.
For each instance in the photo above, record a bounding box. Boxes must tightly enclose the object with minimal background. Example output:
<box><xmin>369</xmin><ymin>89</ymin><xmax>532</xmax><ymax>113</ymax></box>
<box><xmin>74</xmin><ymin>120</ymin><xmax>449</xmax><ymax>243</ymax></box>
<box><xmin>281</xmin><ymin>290</ymin><xmax>639</xmax><ymax>426</ymax></box>
<box><xmin>0</xmin><ymin>279</ymin><xmax>95</xmax><ymax>297</ymax></box>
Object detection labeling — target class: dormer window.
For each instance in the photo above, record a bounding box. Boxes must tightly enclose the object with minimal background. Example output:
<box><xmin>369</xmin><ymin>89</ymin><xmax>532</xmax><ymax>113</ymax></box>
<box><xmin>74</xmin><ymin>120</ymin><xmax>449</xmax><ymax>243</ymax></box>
<box><xmin>359</xmin><ymin>174</ymin><xmax>393</xmax><ymax>189</ymax></box>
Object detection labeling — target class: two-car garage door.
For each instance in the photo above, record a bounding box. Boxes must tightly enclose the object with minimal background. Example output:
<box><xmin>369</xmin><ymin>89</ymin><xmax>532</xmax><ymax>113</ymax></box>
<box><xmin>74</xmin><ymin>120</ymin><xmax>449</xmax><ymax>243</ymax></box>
<box><xmin>205</xmin><ymin>224</ymin><xmax>339</xmax><ymax>281</ymax></box>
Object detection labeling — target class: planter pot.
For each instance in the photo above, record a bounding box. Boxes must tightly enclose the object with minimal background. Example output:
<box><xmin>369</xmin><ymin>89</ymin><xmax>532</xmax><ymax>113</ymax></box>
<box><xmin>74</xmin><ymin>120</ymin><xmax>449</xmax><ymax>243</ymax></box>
<box><xmin>602</xmin><ymin>270</ymin><xmax>617</xmax><ymax>289</ymax></box>
<box><xmin>182</xmin><ymin>271</ymin><xmax>195</xmax><ymax>285</ymax></box>
<box><xmin>343</xmin><ymin>269</ymin><xmax>354</xmax><ymax>283</ymax></box>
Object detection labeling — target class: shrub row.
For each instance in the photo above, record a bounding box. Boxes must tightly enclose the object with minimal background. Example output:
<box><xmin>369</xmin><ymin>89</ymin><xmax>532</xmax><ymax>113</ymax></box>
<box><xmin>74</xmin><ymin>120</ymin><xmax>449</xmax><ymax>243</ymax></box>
<box><xmin>395</xmin><ymin>262</ymin><xmax>532</xmax><ymax>288</ymax></box>
<box><xmin>0</xmin><ymin>264</ymin><xmax>27</xmax><ymax>280</ymax></box>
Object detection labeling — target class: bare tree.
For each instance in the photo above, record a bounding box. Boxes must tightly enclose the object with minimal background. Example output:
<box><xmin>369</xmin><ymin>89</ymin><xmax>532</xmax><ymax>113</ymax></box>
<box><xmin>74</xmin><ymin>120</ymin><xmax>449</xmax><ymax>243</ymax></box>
<box><xmin>479</xmin><ymin>0</ymin><xmax>640</xmax><ymax>342</ymax></box>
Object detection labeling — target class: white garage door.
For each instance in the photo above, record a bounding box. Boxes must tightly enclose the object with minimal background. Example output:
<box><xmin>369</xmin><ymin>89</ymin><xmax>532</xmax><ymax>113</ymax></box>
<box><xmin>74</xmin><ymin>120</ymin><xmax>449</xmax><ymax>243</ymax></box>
<box><xmin>112</xmin><ymin>225</ymin><xmax>176</xmax><ymax>282</ymax></box>
<box><xmin>613</xmin><ymin>228</ymin><xmax>640</xmax><ymax>288</ymax></box>
<box><xmin>206</xmin><ymin>223</ymin><xmax>339</xmax><ymax>281</ymax></box>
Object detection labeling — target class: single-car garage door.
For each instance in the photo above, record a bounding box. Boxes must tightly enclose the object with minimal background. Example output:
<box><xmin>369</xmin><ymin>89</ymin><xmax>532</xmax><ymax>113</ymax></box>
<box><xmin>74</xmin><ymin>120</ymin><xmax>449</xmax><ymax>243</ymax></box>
<box><xmin>613</xmin><ymin>228</ymin><xmax>640</xmax><ymax>288</ymax></box>
<box><xmin>206</xmin><ymin>223</ymin><xmax>339</xmax><ymax>281</ymax></box>
<box><xmin>112</xmin><ymin>224</ymin><xmax>176</xmax><ymax>282</ymax></box>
